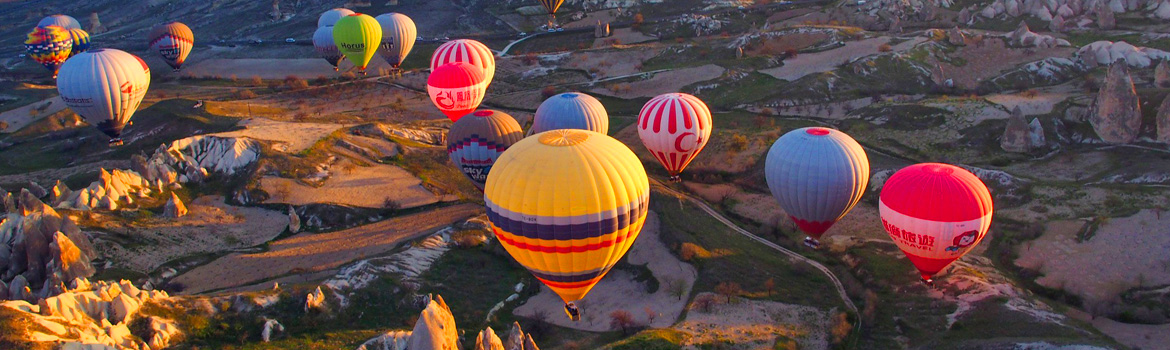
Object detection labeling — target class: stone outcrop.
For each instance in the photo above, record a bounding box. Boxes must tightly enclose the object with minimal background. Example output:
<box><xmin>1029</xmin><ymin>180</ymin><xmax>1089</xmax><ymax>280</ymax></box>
<box><xmin>1157</xmin><ymin>96</ymin><xmax>1170</xmax><ymax>143</ymax></box>
<box><xmin>1028</xmin><ymin>118</ymin><xmax>1047</xmax><ymax>149</ymax></box>
<box><xmin>50</xmin><ymin>181</ymin><xmax>71</xmax><ymax>207</ymax></box>
<box><xmin>262</xmin><ymin>318</ymin><xmax>284</xmax><ymax>342</ymax></box>
<box><xmin>357</xmin><ymin>331</ymin><xmax>411</xmax><ymax>350</ymax></box>
<box><xmin>1</xmin><ymin>279</ymin><xmax>173</xmax><ymax>350</ymax></box>
<box><xmin>1156</xmin><ymin>60</ymin><xmax>1170</xmax><ymax>88</ymax></box>
<box><xmin>163</xmin><ymin>193</ymin><xmax>188</xmax><ymax>218</ymax></box>
<box><xmin>354</xmin><ymin>123</ymin><xmax>446</xmax><ymax>146</ymax></box>
<box><xmin>1005</xmin><ymin>21</ymin><xmax>1071</xmax><ymax>48</ymax></box>
<box><xmin>1002</xmin><ymin>107</ymin><xmax>1032</xmax><ymax>152</ymax></box>
<box><xmin>27</xmin><ymin>181</ymin><xmax>47</xmax><ymax>199</ymax></box>
<box><xmin>957</xmin><ymin>7</ymin><xmax>973</xmax><ymax>24</ymax></box>
<box><xmin>475</xmin><ymin>327</ymin><xmax>505</xmax><ymax>350</ymax></box>
<box><xmin>1</xmin><ymin>189</ymin><xmax>96</xmax><ymax>300</ymax></box>
<box><xmin>407</xmin><ymin>294</ymin><xmax>459</xmax><ymax>350</ymax></box>
<box><xmin>1078</xmin><ymin>41</ymin><xmax>1170</xmax><ymax>68</ymax></box>
<box><xmin>305</xmin><ymin>286</ymin><xmax>326</xmax><ymax>313</ymax></box>
<box><xmin>1097</xmin><ymin>0</ymin><xmax>1116</xmax><ymax>29</ymax></box>
<box><xmin>1091</xmin><ymin>62</ymin><xmax>1142</xmax><ymax>144</ymax></box>
<box><xmin>288</xmin><ymin>206</ymin><xmax>301</xmax><ymax>233</ymax></box>
<box><xmin>947</xmin><ymin>26</ymin><xmax>967</xmax><ymax>46</ymax></box>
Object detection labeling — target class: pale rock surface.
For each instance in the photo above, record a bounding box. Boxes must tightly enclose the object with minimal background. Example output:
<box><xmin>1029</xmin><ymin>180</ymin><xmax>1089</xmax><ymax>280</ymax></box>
<box><xmin>50</xmin><ymin>181</ymin><xmax>71</xmax><ymax>207</ymax></box>
<box><xmin>2</xmin><ymin>190</ymin><xmax>96</xmax><ymax>297</ymax></box>
<box><xmin>407</xmin><ymin>294</ymin><xmax>460</xmax><ymax>350</ymax></box>
<box><xmin>1005</xmin><ymin>21</ymin><xmax>1070</xmax><ymax>48</ymax></box>
<box><xmin>1091</xmin><ymin>62</ymin><xmax>1142</xmax><ymax>144</ymax></box>
<box><xmin>262</xmin><ymin>318</ymin><xmax>284</xmax><ymax>342</ymax></box>
<box><xmin>1077</xmin><ymin>41</ymin><xmax>1170</xmax><ymax>68</ymax></box>
<box><xmin>28</xmin><ymin>181</ymin><xmax>47</xmax><ymax>198</ymax></box>
<box><xmin>357</xmin><ymin>331</ymin><xmax>411</xmax><ymax>350</ymax></box>
<box><xmin>288</xmin><ymin>205</ymin><xmax>301</xmax><ymax>233</ymax></box>
<box><xmin>4</xmin><ymin>279</ymin><xmax>175</xmax><ymax>350</ymax></box>
<box><xmin>1002</xmin><ymin>107</ymin><xmax>1033</xmax><ymax>152</ymax></box>
<box><xmin>475</xmin><ymin>327</ymin><xmax>505</xmax><ymax>350</ymax></box>
<box><xmin>1157</xmin><ymin>95</ymin><xmax>1170</xmax><ymax>143</ymax></box>
<box><xmin>163</xmin><ymin>192</ymin><xmax>188</xmax><ymax>218</ymax></box>
<box><xmin>1028</xmin><ymin>118</ymin><xmax>1047</xmax><ymax>149</ymax></box>
<box><xmin>1156</xmin><ymin>60</ymin><xmax>1170</xmax><ymax>88</ymax></box>
<box><xmin>305</xmin><ymin>286</ymin><xmax>326</xmax><ymax>313</ymax></box>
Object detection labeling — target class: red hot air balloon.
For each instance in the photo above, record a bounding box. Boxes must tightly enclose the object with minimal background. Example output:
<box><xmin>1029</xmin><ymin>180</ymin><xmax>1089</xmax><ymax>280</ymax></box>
<box><xmin>878</xmin><ymin>163</ymin><xmax>993</xmax><ymax>286</ymax></box>
<box><xmin>637</xmin><ymin>93</ymin><xmax>713</xmax><ymax>182</ymax></box>
<box><xmin>427</xmin><ymin>62</ymin><xmax>487</xmax><ymax>121</ymax></box>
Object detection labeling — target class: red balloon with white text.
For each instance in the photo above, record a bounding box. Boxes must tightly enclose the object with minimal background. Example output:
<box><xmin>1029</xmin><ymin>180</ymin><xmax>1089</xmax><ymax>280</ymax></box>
<box><xmin>427</xmin><ymin>62</ymin><xmax>487</xmax><ymax>122</ymax></box>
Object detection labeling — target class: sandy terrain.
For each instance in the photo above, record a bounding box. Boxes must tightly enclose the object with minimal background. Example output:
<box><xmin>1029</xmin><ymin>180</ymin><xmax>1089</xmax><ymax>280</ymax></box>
<box><xmin>513</xmin><ymin>212</ymin><xmax>699</xmax><ymax>331</ymax></box>
<box><xmin>184</xmin><ymin>58</ymin><xmax>399</xmax><ymax>80</ymax></box>
<box><xmin>593</xmin><ymin>64</ymin><xmax>726</xmax><ymax>99</ymax></box>
<box><xmin>0</xmin><ymin>96</ymin><xmax>63</xmax><ymax>133</ymax></box>
<box><xmin>594</xmin><ymin>28</ymin><xmax>658</xmax><ymax>48</ymax></box>
<box><xmin>211</xmin><ymin>118</ymin><xmax>345</xmax><ymax>153</ymax></box>
<box><xmin>1068</xmin><ymin>308</ymin><xmax>1170</xmax><ymax>350</ymax></box>
<box><xmin>940</xmin><ymin>38</ymin><xmax>1076</xmax><ymax>90</ymax></box>
<box><xmin>91</xmin><ymin>196</ymin><xmax>287</xmax><ymax>273</ymax></box>
<box><xmin>0</xmin><ymin>160</ymin><xmax>128</xmax><ymax>186</ymax></box>
<box><xmin>1015</xmin><ymin>209</ymin><xmax>1170</xmax><ymax>301</ymax></box>
<box><xmin>675</xmin><ymin>292</ymin><xmax>830</xmax><ymax>350</ymax></box>
<box><xmin>170</xmin><ymin>203</ymin><xmax>482</xmax><ymax>294</ymax></box>
<box><xmin>563</xmin><ymin>47</ymin><xmax>662</xmax><ymax>77</ymax></box>
<box><xmin>760</xmin><ymin>36</ymin><xmax>925</xmax><ymax>81</ymax></box>
<box><xmin>261</xmin><ymin>159</ymin><xmax>440</xmax><ymax>209</ymax></box>
<box><xmin>985</xmin><ymin>90</ymin><xmax>1077</xmax><ymax>116</ymax></box>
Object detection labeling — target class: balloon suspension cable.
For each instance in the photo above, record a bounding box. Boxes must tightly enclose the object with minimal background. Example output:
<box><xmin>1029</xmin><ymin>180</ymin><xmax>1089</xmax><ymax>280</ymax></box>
<box><xmin>108</xmin><ymin>138</ymin><xmax>124</xmax><ymax>147</ymax></box>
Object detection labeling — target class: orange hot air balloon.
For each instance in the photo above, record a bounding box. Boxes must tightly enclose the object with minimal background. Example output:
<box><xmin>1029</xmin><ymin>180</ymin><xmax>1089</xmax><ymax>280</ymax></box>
<box><xmin>427</xmin><ymin>62</ymin><xmax>487</xmax><ymax>121</ymax></box>
<box><xmin>878</xmin><ymin>163</ymin><xmax>993</xmax><ymax>286</ymax></box>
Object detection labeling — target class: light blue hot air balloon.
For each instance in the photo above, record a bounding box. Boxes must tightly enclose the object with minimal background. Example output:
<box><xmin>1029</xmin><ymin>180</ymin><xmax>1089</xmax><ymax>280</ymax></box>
<box><xmin>529</xmin><ymin>92</ymin><xmax>609</xmax><ymax>135</ymax></box>
<box><xmin>764</xmin><ymin>127</ymin><xmax>870</xmax><ymax>248</ymax></box>
<box><xmin>38</xmin><ymin>14</ymin><xmax>81</xmax><ymax>30</ymax></box>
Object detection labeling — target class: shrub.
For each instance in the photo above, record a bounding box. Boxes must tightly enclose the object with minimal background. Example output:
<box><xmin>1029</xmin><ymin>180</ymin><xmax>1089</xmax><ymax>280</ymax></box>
<box><xmin>878</xmin><ymin>44</ymin><xmax>893</xmax><ymax>52</ymax></box>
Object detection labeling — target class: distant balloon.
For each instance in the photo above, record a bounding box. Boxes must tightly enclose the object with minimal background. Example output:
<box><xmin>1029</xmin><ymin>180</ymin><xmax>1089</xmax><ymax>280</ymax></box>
<box><xmin>431</xmin><ymin>39</ymin><xmax>496</xmax><ymax>86</ymax></box>
<box><xmin>538</xmin><ymin>0</ymin><xmax>565</xmax><ymax>15</ymax></box>
<box><xmin>530</xmin><ymin>92</ymin><xmax>608</xmax><ymax>135</ymax></box>
<box><xmin>765</xmin><ymin>127</ymin><xmax>869</xmax><ymax>247</ymax></box>
<box><xmin>148</xmin><ymin>22</ymin><xmax>194</xmax><ymax>72</ymax></box>
<box><xmin>484</xmin><ymin>129</ymin><xmax>650</xmax><ymax>320</ymax></box>
<box><xmin>24</xmin><ymin>25</ymin><xmax>72</xmax><ymax>78</ymax></box>
<box><xmin>37</xmin><ymin>15</ymin><xmax>81</xmax><ymax>30</ymax></box>
<box><xmin>879</xmin><ymin>163</ymin><xmax>993</xmax><ymax>285</ymax></box>
<box><xmin>447</xmin><ymin>110</ymin><xmax>524</xmax><ymax>189</ymax></box>
<box><xmin>313</xmin><ymin>26</ymin><xmax>344</xmax><ymax>71</ymax></box>
<box><xmin>374</xmin><ymin>13</ymin><xmax>416</xmax><ymax>70</ymax></box>
<box><xmin>637</xmin><ymin>93</ymin><xmax>712</xmax><ymax>181</ymax></box>
<box><xmin>318</xmin><ymin>8</ymin><xmax>355</xmax><ymax>27</ymax></box>
<box><xmin>57</xmin><ymin>49</ymin><xmax>151</xmax><ymax>146</ymax></box>
<box><xmin>333</xmin><ymin>13</ymin><xmax>381</xmax><ymax>74</ymax></box>
<box><xmin>427</xmin><ymin>62</ymin><xmax>487</xmax><ymax>121</ymax></box>
<box><xmin>67</xmin><ymin>28</ymin><xmax>90</xmax><ymax>57</ymax></box>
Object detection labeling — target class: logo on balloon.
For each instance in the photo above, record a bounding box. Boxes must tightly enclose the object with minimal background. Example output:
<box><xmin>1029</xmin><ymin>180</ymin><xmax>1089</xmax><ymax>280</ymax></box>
<box><xmin>338</xmin><ymin>42</ymin><xmax>366</xmax><ymax>52</ymax></box>
<box><xmin>944</xmin><ymin>230</ymin><xmax>979</xmax><ymax>252</ymax></box>
<box><xmin>674</xmin><ymin>132</ymin><xmax>697</xmax><ymax>153</ymax></box>
<box><xmin>436</xmin><ymin>91</ymin><xmax>455</xmax><ymax>109</ymax></box>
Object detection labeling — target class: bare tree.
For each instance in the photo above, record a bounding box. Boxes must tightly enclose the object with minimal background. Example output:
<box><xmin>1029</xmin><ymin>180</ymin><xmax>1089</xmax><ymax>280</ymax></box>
<box><xmin>763</xmin><ymin>278</ymin><xmax>775</xmax><ymax>297</ymax></box>
<box><xmin>643</xmin><ymin>306</ymin><xmax>656</xmax><ymax>325</ymax></box>
<box><xmin>609</xmin><ymin>310</ymin><xmax>636</xmax><ymax>334</ymax></box>
<box><xmin>715</xmin><ymin>281</ymin><xmax>742</xmax><ymax>303</ymax></box>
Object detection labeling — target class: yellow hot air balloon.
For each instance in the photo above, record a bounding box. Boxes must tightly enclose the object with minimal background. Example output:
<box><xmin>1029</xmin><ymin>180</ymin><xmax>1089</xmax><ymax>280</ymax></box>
<box><xmin>484</xmin><ymin>129</ymin><xmax>650</xmax><ymax>321</ymax></box>
<box><xmin>332</xmin><ymin>13</ymin><xmax>381</xmax><ymax>75</ymax></box>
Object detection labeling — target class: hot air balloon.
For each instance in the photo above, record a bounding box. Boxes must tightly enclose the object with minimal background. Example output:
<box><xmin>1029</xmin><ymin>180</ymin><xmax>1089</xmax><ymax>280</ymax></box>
<box><xmin>879</xmin><ymin>163</ymin><xmax>993</xmax><ymax>286</ymax></box>
<box><xmin>67</xmin><ymin>28</ymin><xmax>90</xmax><ymax>57</ymax></box>
<box><xmin>484</xmin><ymin>129</ymin><xmax>650</xmax><ymax>321</ymax></box>
<box><xmin>57</xmin><ymin>49</ymin><xmax>150</xmax><ymax>146</ymax></box>
<box><xmin>447</xmin><ymin>110</ymin><xmax>524</xmax><ymax>189</ymax></box>
<box><xmin>333</xmin><ymin>13</ymin><xmax>381</xmax><ymax>75</ymax></box>
<box><xmin>37</xmin><ymin>15</ymin><xmax>81</xmax><ymax>30</ymax></box>
<box><xmin>313</xmin><ymin>26</ymin><xmax>344</xmax><ymax>71</ymax></box>
<box><xmin>427</xmin><ymin>62</ymin><xmax>487</xmax><ymax>121</ymax></box>
<box><xmin>374</xmin><ymin>13</ymin><xmax>416</xmax><ymax>71</ymax></box>
<box><xmin>24</xmin><ymin>26</ymin><xmax>72</xmax><ymax>78</ymax></box>
<box><xmin>537</xmin><ymin>0</ymin><xmax>566</xmax><ymax>29</ymax></box>
<box><xmin>529</xmin><ymin>92</ymin><xmax>608</xmax><ymax>135</ymax></box>
<box><xmin>148</xmin><ymin>22</ymin><xmax>194</xmax><ymax>72</ymax></box>
<box><xmin>637</xmin><ymin>93</ymin><xmax>713</xmax><ymax>182</ymax></box>
<box><xmin>318</xmin><ymin>8</ymin><xmax>355</xmax><ymax>28</ymax></box>
<box><xmin>765</xmin><ymin>127</ymin><xmax>869</xmax><ymax>248</ymax></box>
<box><xmin>431</xmin><ymin>39</ymin><xmax>495</xmax><ymax>86</ymax></box>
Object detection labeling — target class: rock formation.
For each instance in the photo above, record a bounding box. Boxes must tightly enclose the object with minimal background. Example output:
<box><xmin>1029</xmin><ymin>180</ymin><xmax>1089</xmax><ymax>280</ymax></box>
<box><xmin>948</xmin><ymin>26</ymin><xmax>967</xmax><ymax>46</ymax></box>
<box><xmin>1006</xmin><ymin>21</ymin><xmax>1071</xmax><ymax>48</ymax></box>
<box><xmin>1091</xmin><ymin>62</ymin><xmax>1142</xmax><ymax>144</ymax></box>
<box><xmin>1077</xmin><ymin>41</ymin><xmax>1170</xmax><ymax>68</ymax></box>
<box><xmin>305</xmin><ymin>286</ymin><xmax>325</xmax><ymax>313</ymax></box>
<box><xmin>27</xmin><ymin>181</ymin><xmax>47</xmax><ymax>199</ymax></box>
<box><xmin>262</xmin><ymin>318</ymin><xmax>284</xmax><ymax>342</ymax></box>
<box><xmin>1097</xmin><ymin>1</ymin><xmax>1116</xmax><ymax>29</ymax></box>
<box><xmin>1002</xmin><ymin>107</ymin><xmax>1032</xmax><ymax>152</ymax></box>
<box><xmin>49</xmin><ymin>181</ymin><xmax>71</xmax><ymax>207</ymax></box>
<box><xmin>1049</xmin><ymin>13</ymin><xmax>1066</xmax><ymax>31</ymax></box>
<box><xmin>1028</xmin><ymin>118</ymin><xmax>1047</xmax><ymax>148</ymax></box>
<box><xmin>288</xmin><ymin>206</ymin><xmax>301</xmax><ymax>233</ymax></box>
<box><xmin>957</xmin><ymin>7</ymin><xmax>972</xmax><ymax>25</ymax></box>
<box><xmin>1156</xmin><ymin>60</ymin><xmax>1170</xmax><ymax>88</ymax></box>
<box><xmin>476</xmin><ymin>327</ymin><xmax>505</xmax><ymax>350</ymax></box>
<box><xmin>1</xmin><ymin>190</ymin><xmax>96</xmax><ymax>300</ymax></box>
<box><xmin>503</xmin><ymin>321</ymin><xmax>539</xmax><ymax>350</ymax></box>
<box><xmin>86</xmin><ymin>12</ymin><xmax>104</xmax><ymax>34</ymax></box>
<box><xmin>357</xmin><ymin>331</ymin><xmax>410</xmax><ymax>350</ymax></box>
<box><xmin>1157</xmin><ymin>96</ymin><xmax>1170</xmax><ymax>143</ymax></box>
<box><xmin>408</xmin><ymin>294</ymin><xmax>459</xmax><ymax>350</ymax></box>
<box><xmin>1155</xmin><ymin>0</ymin><xmax>1170</xmax><ymax>18</ymax></box>
<box><xmin>163</xmin><ymin>193</ymin><xmax>188</xmax><ymax>218</ymax></box>
<box><xmin>1</xmin><ymin>279</ymin><xmax>173</xmax><ymax>350</ymax></box>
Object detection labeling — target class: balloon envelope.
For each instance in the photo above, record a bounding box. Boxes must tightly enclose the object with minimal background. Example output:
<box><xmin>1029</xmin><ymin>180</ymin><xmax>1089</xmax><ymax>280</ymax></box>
<box><xmin>485</xmin><ymin>129</ymin><xmax>650</xmax><ymax>304</ymax></box>
<box><xmin>318</xmin><ymin>8</ymin><xmax>355</xmax><ymax>27</ymax></box>
<box><xmin>313</xmin><ymin>26</ymin><xmax>344</xmax><ymax>69</ymax></box>
<box><xmin>374</xmin><ymin>13</ymin><xmax>416</xmax><ymax>69</ymax></box>
<box><xmin>427</xmin><ymin>62</ymin><xmax>487</xmax><ymax>121</ymax></box>
<box><xmin>148</xmin><ymin>22</ymin><xmax>194</xmax><ymax>71</ymax></box>
<box><xmin>447</xmin><ymin>110</ymin><xmax>524</xmax><ymax>189</ymax></box>
<box><xmin>538</xmin><ymin>0</ymin><xmax>565</xmax><ymax>14</ymax></box>
<box><xmin>530</xmin><ymin>92</ymin><xmax>609</xmax><ymax>135</ymax></box>
<box><xmin>765</xmin><ymin>127</ymin><xmax>869</xmax><ymax>240</ymax></box>
<box><xmin>333</xmin><ymin>14</ymin><xmax>381</xmax><ymax>72</ymax></box>
<box><xmin>431</xmin><ymin>39</ymin><xmax>496</xmax><ymax>86</ymax></box>
<box><xmin>24</xmin><ymin>26</ymin><xmax>72</xmax><ymax>77</ymax></box>
<box><xmin>38</xmin><ymin>15</ymin><xmax>81</xmax><ymax>30</ymax></box>
<box><xmin>637</xmin><ymin>93</ymin><xmax>712</xmax><ymax>178</ymax></box>
<box><xmin>67</xmin><ymin>28</ymin><xmax>90</xmax><ymax>57</ymax></box>
<box><xmin>879</xmin><ymin>163</ymin><xmax>993</xmax><ymax>281</ymax></box>
<box><xmin>57</xmin><ymin>49</ymin><xmax>151</xmax><ymax>145</ymax></box>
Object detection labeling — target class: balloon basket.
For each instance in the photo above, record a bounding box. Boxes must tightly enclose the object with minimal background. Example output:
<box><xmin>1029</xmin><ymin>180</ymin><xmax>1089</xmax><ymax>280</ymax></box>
<box><xmin>564</xmin><ymin>302</ymin><xmax>581</xmax><ymax>321</ymax></box>
<box><xmin>333</xmin><ymin>67</ymin><xmax>339</xmax><ymax>72</ymax></box>
<box><xmin>108</xmin><ymin>138</ymin><xmax>124</xmax><ymax>147</ymax></box>
<box><xmin>172</xmin><ymin>68</ymin><xmax>180</xmax><ymax>73</ymax></box>
<box><xmin>921</xmin><ymin>277</ymin><xmax>935</xmax><ymax>288</ymax></box>
<box><xmin>668</xmin><ymin>175</ymin><xmax>681</xmax><ymax>183</ymax></box>
<box><xmin>802</xmin><ymin>237</ymin><xmax>821</xmax><ymax>249</ymax></box>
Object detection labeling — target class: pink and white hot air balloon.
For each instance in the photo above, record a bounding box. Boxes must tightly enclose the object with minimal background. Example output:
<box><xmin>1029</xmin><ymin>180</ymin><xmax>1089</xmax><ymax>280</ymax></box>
<box><xmin>636</xmin><ymin>93</ymin><xmax>713</xmax><ymax>181</ymax></box>
<box><xmin>427</xmin><ymin>62</ymin><xmax>487</xmax><ymax>121</ymax></box>
<box><xmin>431</xmin><ymin>39</ymin><xmax>496</xmax><ymax>86</ymax></box>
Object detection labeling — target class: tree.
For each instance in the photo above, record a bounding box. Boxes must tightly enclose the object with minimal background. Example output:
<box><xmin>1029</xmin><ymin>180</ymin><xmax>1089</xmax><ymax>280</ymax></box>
<box><xmin>609</xmin><ymin>310</ymin><xmax>636</xmax><ymax>334</ymax></box>
<box><xmin>763</xmin><ymin>278</ymin><xmax>775</xmax><ymax>297</ymax></box>
<box><xmin>643</xmin><ymin>306</ymin><xmax>656</xmax><ymax>324</ymax></box>
<box><xmin>715</xmin><ymin>281</ymin><xmax>742</xmax><ymax>303</ymax></box>
<box><xmin>236</xmin><ymin>89</ymin><xmax>257</xmax><ymax>99</ymax></box>
<box><xmin>693</xmin><ymin>294</ymin><xmax>717</xmax><ymax>312</ymax></box>
<box><xmin>668</xmin><ymin>278</ymin><xmax>687</xmax><ymax>300</ymax></box>
<box><xmin>541</xmin><ymin>86</ymin><xmax>558</xmax><ymax>98</ymax></box>
<box><xmin>830</xmin><ymin>312</ymin><xmax>852</xmax><ymax>345</ymax></box>
<box><xmin>285</xmin><ymin>75</ymin><xmax>309</xmax><ymax>90</ymax></box>
<box><xmin>251</xmin><ymin>75</ymin><xmax>263</xmax><ymax>86</ymax></box>
<box><xmin>632</xmin><ymin>13</ymin><xmax>644</xmax><ymax>29</ymax></box>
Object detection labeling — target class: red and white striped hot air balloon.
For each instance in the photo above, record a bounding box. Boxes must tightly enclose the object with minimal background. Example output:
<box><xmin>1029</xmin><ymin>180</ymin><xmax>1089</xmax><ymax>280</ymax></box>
<box><xmin>879</xmin><ymin>163</ymin><xmax>993</xmax><ymax>286</ymax></box>
<box><xmin>427</xmin><ymin>62</ymin><xmax>487</xmax><ymax>121</ymax></box>
<box><xmin>636</xmin><ymin>93</ymin><xmax>713</xmax><ymax>182</ymax></box>
<box><xmin>431</xmin><ymin>39</ymin><xmax>496</xmax><ymax>86</ymax></box>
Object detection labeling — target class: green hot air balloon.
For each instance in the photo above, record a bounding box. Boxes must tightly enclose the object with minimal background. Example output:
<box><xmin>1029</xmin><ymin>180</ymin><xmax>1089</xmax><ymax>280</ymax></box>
<box><xmin>333</xmin><ymin>13</ymin><xmax>381</xmax><ymax>75</ymax></box>
<box><xmin>374</xmin><ymin>13</ymin><xmax>416</xmax><ymax>71</ymax></box>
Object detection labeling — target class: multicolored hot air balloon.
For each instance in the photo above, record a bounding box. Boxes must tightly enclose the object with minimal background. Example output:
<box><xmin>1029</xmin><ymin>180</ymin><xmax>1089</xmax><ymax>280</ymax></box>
<box><xmin>24</xmin><ymin>26</ymin><xmax>72</xmax><ymax>78</ymax></box>
<box><xmin>313</xmin><ymin>26</ymin><xmax>344</xmax><ymax>71</ymax></box>
<box><xmin>38</xmin><ymin>15</ymin><xmax>81</xmax><ymax>30</ymax></box>
<box><xmin>529</xmin><ymin>92</ymin><xmax>608</xmax><ymax>135</ymax></box>
<box><xmin>879</xmin><ymin>163</ymin><xmax>993</xmax><ymax>286</ymax></box>
<box><xmin>67</xmin><ymin>28</ymin><xmax>90</xmax><ymax>57</ymax></box>
<box><xmin>318</xmin><ymin>8</ymin><xmax>355</xmax><ymax>28</ymax></box>
<box><xmin>485</xmin><ymin>129</ymin><xmax>650</xmax><ymax>321</ymax></box>
<box><xmin>148</xmin><ymin>22</ymin><xmax>194</xmax><ymax>72</ymax></box>
<box><xmin>374</xmin><ymin>13</ymin><xmax>416</xmax><ymax>70</ymax></box>
<box><xmin>538</xmin><ymin>0</ymin><xmax>566</xmax><ymax>28</ymax></box>
<box><xmin>637</xmin><ymin>93</ymin><xmax>712</xmax><ymax>181</ymax></box>
<box><xmin>428</xmin><ymin>62</ymin><xmax>487</xmax><ymax>121</ymax></box>
<box><xmin>333</xmin><ymin>13</ymin><xmax>381</xmax><ymax>74</ymax></box>
<box><xmin>765</xmin><ymin>127</ymin><xmax>869</xmax><ymax>248</ymax></box>
<box><xmin>431</xmin><ymin>39</ymin><xmax>496</xmax><ymax>86</ymax></box>
<box><xmin>447</xmin><ymin>110</ymin><xmax>524</xmax><ymax>189</ymax></box>
<box><xmin>57</xmin><ymin>49</ymin><xmax>151</xmax><ymax>146</ymax></box>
